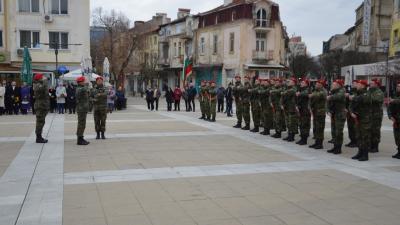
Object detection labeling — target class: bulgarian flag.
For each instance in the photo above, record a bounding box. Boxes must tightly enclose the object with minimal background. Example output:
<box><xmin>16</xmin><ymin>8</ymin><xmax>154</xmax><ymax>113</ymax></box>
<box><xmin>183</xmin><ymin>57</ymin><xmax>193</xmax><ymax>82</ymax></box>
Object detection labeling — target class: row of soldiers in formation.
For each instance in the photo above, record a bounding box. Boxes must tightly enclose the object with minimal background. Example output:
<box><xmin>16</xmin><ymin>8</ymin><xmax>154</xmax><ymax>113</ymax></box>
<box><xmin>200</xmin><ymin>75</ymin><xmax>400</xmax><ymax>162</ymax></box>
<box><xmin>32</xmin><ymin>74</ymin><xmax>108</xmax><ymax>145</ymax></box>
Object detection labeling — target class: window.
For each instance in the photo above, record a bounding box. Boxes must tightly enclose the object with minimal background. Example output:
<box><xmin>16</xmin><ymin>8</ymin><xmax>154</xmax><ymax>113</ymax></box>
<box><xmin>51</xmin><ymin>0</ymin><xmax>68</xmax><ymax>14</ymax></box>
<box><xmin>174</xmin><ymin>42</ymin><xmax>177</xmax><ymax>57</ymax></box>
<box><xmin>256</xmin><ymin>9</ymin><xmax>268</xmax><ymax>27</ymax></box>
<box><xmin>49</xmin><ymin>32</ymin><xmax>69</xmax><ymax>49</ymax></box>
<box><xmin>213</xmin><ymin>35</ymin><xmax>218</xmax><ymax>54</ymax></box>
<box><xmin>200</xmin><ymin>37</ymin><xmax>205</xmax><ymax>54</ymax></box>
<box><xmin>215</xmin><ymin>16</ymin><xmax>218</xmax><ymax>25</ymax></box>
<box><xmin>153</xmin><ymin>36</ymin><xmax>157</xmax><ymax>45</ymax></box>
<box><xmin>256</xmin><ymin>33</ymin><xmax>266</xmax><ymax>52</ymax></box>
<box><xmin>178</xmin><ymin>42</ymin><xmax>182</xmax><ymax>56</ymax></box>
<box><xmin>395</xmin><ymin>29</ymin><xmax>400</xmax><ymax>44</ymax></box>
<box><xmin>0</xmin><ymin>0</ymin><xmax>2</xmax><ymax>12</ymax></box>
<box><xmin>19</xmin><ymin>0</ymin><xmax>39</xmax><ymax>13</ymax></box>
<box><xmin>232</xmin><ymin>11</ymin><xmax>236</xmax><ymax>21</ymax></box>
<box><xmin>0</xmin><ymin>31</ymin><xmax>3</xmax><ymax>48</ymax></box>
<box><xmin>20</xmin><ymin>30</ymin><xmax>40</xmax><ymax>48</ymax></box>
<box><xmin>229</xmin><ymin>33</ymin><xmax>235</xmax><ymax>53</ymax></box>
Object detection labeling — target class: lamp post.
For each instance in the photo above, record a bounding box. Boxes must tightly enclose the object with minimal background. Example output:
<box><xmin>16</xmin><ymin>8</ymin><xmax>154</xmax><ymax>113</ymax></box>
<box><xmin>40</xmin><ymin>42</ymin><xmax>82</xmax><ymax>77</ymax></box>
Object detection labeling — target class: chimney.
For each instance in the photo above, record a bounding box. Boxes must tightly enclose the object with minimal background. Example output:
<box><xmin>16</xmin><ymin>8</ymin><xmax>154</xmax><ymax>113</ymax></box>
<box><xmin>177</xmin><ymin>8</ymin><xmax>190</xmax><ymax>19</ymax></box>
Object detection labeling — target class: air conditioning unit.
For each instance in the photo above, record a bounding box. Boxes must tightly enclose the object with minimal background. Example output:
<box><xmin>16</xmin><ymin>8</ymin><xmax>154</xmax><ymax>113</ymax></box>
<box><xmin>44</xmin><ymin>14</ymin><xmax>53</xmax><ymax>23</ymax></box>
<box><xmin>17</xmin><ymin>49</ymin><xmax>24</xmax><ymax>57</ymax></box>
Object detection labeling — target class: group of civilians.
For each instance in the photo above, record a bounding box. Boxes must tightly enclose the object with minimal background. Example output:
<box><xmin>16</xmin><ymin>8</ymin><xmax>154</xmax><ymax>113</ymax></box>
<box><xmin>0</xmin><ymin>80</ymin><xmax>127</xmax><ymax>116</ymax></box>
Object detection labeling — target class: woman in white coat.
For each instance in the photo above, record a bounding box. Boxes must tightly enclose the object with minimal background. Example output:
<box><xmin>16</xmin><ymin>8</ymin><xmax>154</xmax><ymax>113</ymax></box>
<box><xmin>0</xmin><ymin>81</ymin><xmax>5</xmax><ymax>115</ymax></box>
<box><xmin>56</xmin><ymin>83</ymin><xmax>67</xmax><ymax>114</ymax></box>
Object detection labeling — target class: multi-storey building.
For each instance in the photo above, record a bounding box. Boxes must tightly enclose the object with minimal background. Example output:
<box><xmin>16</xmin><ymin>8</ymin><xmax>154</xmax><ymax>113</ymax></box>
<box><xmin>0</xmin><ymin>0</ymin><xmax>90</xmax><ymax>83</ymax></box>
<box><xmin>194</xmin><ymin>0</ymin><xmax>289</xmax><ymax>87</ymax></box>
<box><xmin>390</xmin><ymin>0</ymin><xmax>400</xmax><ymax>58</ymax></box>
<box><xmin>158</xmin><ymin>9</ymin><xmax>197</xmax><ymax>89</ymax></box>
<box><xmin>289</xmin><ymin>36</ymin><xmax>307</xmax><ymax>56</ymax></box>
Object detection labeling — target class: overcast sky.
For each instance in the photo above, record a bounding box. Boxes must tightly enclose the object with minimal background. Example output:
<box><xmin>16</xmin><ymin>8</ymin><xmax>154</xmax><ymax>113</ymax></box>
<box><xmin>91</xmin><ymin>0</ymin><xmax>363</xmax><ymax>56</ymax></box>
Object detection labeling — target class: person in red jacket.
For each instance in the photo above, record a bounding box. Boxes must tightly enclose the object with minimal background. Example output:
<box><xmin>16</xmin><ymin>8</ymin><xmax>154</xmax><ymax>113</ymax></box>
<box><xmin>173</xmin><ymin>86</ymin><xmax>182</xmax><ymax>111</ymax></box>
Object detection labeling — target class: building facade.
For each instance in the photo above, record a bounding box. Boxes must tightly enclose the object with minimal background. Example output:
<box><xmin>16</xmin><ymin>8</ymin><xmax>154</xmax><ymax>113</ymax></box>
<box><xmin>390</xmin><ymin>0</ymin><xmax>400</xmax><ymax>58</ymax></box>
<box><xmin>194</xmin><ymin>0</ymin><xmax>288</xmax><ymax>87</ymax></box>
<box><xmin>0</xmin><ymin>0</ymin><xmax>90</xmax><ymax>83</ymax></box>
<box><xmin>288</xmin><ymin>36</ymin><xmax>307</xmax><ymax>56</ymax></box>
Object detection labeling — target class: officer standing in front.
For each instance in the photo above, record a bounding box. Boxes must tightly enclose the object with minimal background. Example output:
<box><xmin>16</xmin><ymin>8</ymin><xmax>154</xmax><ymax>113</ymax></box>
<box><xmin>92</xmin><ymin>77</ymin><xmax>108</xmax><ymax>139</ymax></box>
<box><xmin>76</xmin><ymin>76</ymin><xmax>90</xmax><ymax>145</ymax></box>
<box><xmin>33</xmin><ymin>74</ymin><xmax>49</xmax><ymax>143</ymax></box>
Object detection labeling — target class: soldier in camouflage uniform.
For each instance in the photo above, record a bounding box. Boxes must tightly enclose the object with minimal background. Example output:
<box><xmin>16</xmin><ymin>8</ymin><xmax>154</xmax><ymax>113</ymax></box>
<box><xmin>345</xmin><ymin>80</ymin><xmax>359</xmax><ymax>148</ymax></box>
<box><xmin>33</xmin><ymin>74</ymin><xmax>49</xmax><ymax>143</ymax></box>
<box><xmin>92</xmin><ymin>77</ymin><xmax>108</xmax><ymax>140</ymax></box>
<box><xmin>259</xmin><ymin>79</ymin><xmax>273</xmax><ymax>135</ymax></box>
<box><xmin>327</xmin><ymin>79</ymin><xmax>346</xmax><ymax>155</ymax></box>
<box><xmin>369</xmin><ymin>79</ymin><xmax>384</xmax><ymax>153</ymax></box>
<box><xmin>208</xmin><ymin>81</ymin><xmax>217</xmax><ymax>122</ymax></box>
<box><xmin>233</xmin><ymin>75</ymin><xmax>243</xmax><ymax>128</ymax></box>
<box><xmin>199</xmin><ymin>80</ymin><xmax>206</xmax><ymax>120</ymax></box>
<box><xmin>350</xmin><ymin>80</ymin><xmax>371</xmax><ymax>161</ymax></box>
<box><xmin>205</xmin><ymin>81</ymin><xmax>211</xmax><ymax>121</ymax></box>
<box><xmin>270</xmin><ymin>79</ymin><xmax>284</xmax><ymax>138</ymax></box>
<box><xmin>388</xmin><ymin>81</ymin><xmax>400</xmax><ymax>159</ymax></box>
<box><xmin>241</xmin><ymin>76</ymin><xmax>252</xmax><ymax>130</ymax></box>
<box><xmin>249</xmin><ymin>79</ymin><xmax>261</xmax><ymax>132</ymax></box>
<box><xmin>76</xmin><ymin>76</ymin><xmax>90</xmax><ymax>145</ymax></box>
<box><xmin>309</xmin><ymin>80</ymin><xmax>327</xmax><ymax>149</ymax></box>
<box><xmin>296</xmin><ymin>79</ymin><xmax>311</xmax><ymax>145</ymax></box>
<box><xmin>281</xmin><ymin>78</ymin><xmax>298</xmax><ymax>142</ymax></box>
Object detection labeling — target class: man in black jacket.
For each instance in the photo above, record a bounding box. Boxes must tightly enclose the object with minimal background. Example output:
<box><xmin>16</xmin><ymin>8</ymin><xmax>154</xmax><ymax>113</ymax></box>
<box><xmin>188</xmin><ymin>84</ymin><xmax>197</xmax><ymax>112</ymax></box>
<box><xmin>66</xmin><ymin>84</ymin><xmax>77</xmax><ymax>114</ymax></box>
<box><xmin>5</xmin><ymin>81</ymin><xmax>21</xmax><ymax>115</ymax></box>
<box><xmin>225</xmin><ymin>83</ymin><xmax>233</xmax><ymax>117</ymax></box>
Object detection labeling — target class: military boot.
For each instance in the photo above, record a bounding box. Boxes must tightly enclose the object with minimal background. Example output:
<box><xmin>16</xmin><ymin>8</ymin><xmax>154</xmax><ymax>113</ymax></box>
<box><xmin>199</xmin><ymin>115</ymin><xmax>205</xmax><ymax>120</ymax></box>
<box><xmin>369</xmin><ymin>143</ymin><xmax>379</xmax><ymax>153</ymax></box>
<box><xmin>250</xmin><ymin>126</ymin><xmax>259</xmax><ymax>133</ymax></box>
<box><xmin>328</xmin><ymin>139</ymin><xmax>334</xmax><ymax>144</ymax></box>
<box><xmin>210</xmin><ymin>118</ymin><xmax>216</xmax><ymax>122</ymax></box>
<box><xmin>242</xmin><ymin>124</ymin><xmax>250</xmax><ymax>130</ymax></box>
<box><xmin>392</xmin><ymin>148</ymin><xmax>400</xmax><ymax>159</ymax></box>
<box><xmin>101</xmin><ymin>132</ymin><xmax>106</xmax><ymax>140</ymax></box>
<box><xmin>312</xmin><ymin>139</ymin><xmax>323</xmax><ymax>150</ymax></box>
<box><xmin>96</xmin><ymin>132</ymin><xmax>100</xmax><ymax>140</ymax></box>
<box><xmin>36</xmin><ymin>134</ymin><xmax>48</xmax><ymax>144</ymax></box>
<box><xmin>345</xmin><ymin>141</ymin><xmax>358</xmax><ymax>148</ymax></box>
<box><xmin>260</xmin><ymin>129</ymin><xmax>270</xmax><ymax>136</ymax></box>
<box><xmin>328</xmin><ymin>145</ymin><xmax>342</xmax><ymax>154</ymax></box>
<box><xmin>358</xmin><ymin>149</ymin><xmax>369</xmax><ymax>162</ymax></box>
<box><xmin>272</xmin><ymin>132</ymin><xmax>281</xmax><ymax>138</ymax></box>
<box><xmin>286</xmin><ymin>133</ymin><xmax>295</xmax><ymax>142</ymax></box>
<box><xmin>233</xmin><ymin>122</ymin><xmax>242</xmax><ymax>128</ymax></box>
<box><xmin>352</xmin><ymin>148</ymin><xmax>362</xmax><ymax>160</ymax></box>
<box><xmin>77</xmin><ymin>136</ymin><xmax>90</xmax><ymax>146</ymax></box>
<box><xmin>296</xmin><ymin>135</ymin><xmax>307</xmax><ymax>145</ymax></box>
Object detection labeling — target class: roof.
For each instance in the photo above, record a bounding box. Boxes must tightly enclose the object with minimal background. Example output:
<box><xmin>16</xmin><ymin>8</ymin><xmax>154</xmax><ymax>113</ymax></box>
<box><xmin>199</xmin><ymin>0</ymin><xmax>279</xmax><ymax>16</ymax></box>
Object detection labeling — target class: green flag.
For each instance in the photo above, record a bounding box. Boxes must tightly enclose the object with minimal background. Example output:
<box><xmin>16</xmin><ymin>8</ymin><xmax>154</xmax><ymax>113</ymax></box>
<box><xmin>21</xmin><ymin>47</ymin><xmax>33</xmax><ymax>85</ymax></box>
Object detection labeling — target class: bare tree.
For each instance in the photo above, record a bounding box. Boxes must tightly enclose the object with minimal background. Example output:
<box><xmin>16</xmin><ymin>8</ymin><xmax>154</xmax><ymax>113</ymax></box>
<box><xmin>92</xmin><ymin>7</ymin><xmax>138</xmax><ymax>87</ymax></box>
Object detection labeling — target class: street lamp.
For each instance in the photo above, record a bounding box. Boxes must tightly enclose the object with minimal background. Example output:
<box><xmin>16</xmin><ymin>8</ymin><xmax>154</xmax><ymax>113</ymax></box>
<box><xmin>40</xmin><ymin>42</ymin><xmax>82</xmax><ymax>76</ymax></box>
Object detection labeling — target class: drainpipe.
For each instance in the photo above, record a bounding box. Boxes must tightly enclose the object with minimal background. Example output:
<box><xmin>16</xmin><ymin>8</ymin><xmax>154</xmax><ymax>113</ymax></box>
<box><xmin>4</xmin><ymin>0</ymin><xmax>8</xmax><ymax>52</ymax></box>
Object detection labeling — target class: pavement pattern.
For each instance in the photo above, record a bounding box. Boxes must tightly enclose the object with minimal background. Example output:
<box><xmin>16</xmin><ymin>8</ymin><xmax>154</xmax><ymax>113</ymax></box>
<box><xmin>1</xmin><ymin>97</ymin><xmax>400</xmax><ymax>225</ymax></box>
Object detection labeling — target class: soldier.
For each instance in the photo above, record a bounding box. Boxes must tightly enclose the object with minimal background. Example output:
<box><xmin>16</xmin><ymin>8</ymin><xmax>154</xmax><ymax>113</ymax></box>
<box><xmin>76</xmin><ymin>76</ymin><xmax>90</xmax><ymax>146</ymax></box>
<box><xmin>369</xmin><ymin>79</ymin><xmax>384</xmax><ymax>153</ymax></box>
<box><xmin>281</xmin><ymin>78</ymin><xmax>298</xmax><ymax>142</ymax></box>
<box><xmin>208</xmin><ymin>81</ymin><xmax>217</xmax><ymax>122</ymax></box>
<box><xmin>249</xmin><ymin>79</ymin><xmax>261</xmax><ymax>132</ymax></box>
<box><xmin>327</xmin><ymin>79</ymin><xmax>346</xmax><ymax>154</ymax></box>
<box><xmin>92</xmin><ymin>77</ymin><xmax>108</xmax><ymax>139</ymax></box>
<box><xmin>309</xmin><ymin>80</ymin><xmax>327</xmax><ymax>149</ymax></box>
<box><xmin>270</xmin><ymin>79</ymin><xmax>284</xmax><ymax>138</ymax></box>
<box><xmin>199</xmin><ymin>80</ymin><xmax>206</xmax><ymax>120</ymax></box>
<box><xmin>345</xmin><ymin>80</ymin><xmax>359</xmax><ymax>148</ymax></box>
<box><xmin>32</xmin><ymin>74</ymin><xmax>49</xmax><ymax>144</ymax></box>
<box><xmin>241</xmin><ymin>75</ymin><xmax>252</xmax><ymax>130</ymax></box>
<box><xmin>205</xmin><ymin>81</ymin><xmax>211</xmax><ymax>121</ymax></box>
<box><xmin>296</xmin><ymin>79</ymin><xmax>311</xmax><ymax>145</ymax></box>
<box><xmin>350</xmin><ymin>80</ymin><xmax>371</xmax><ymax>161</ymax></box>
<box><xmin>259</xmin><ymin>79</ymin><xmax>273</xmax><ymax>135</ymax></box>
<box><xmin>388</xmin><ymin>81</ymin><xmax>400</xmax><ymax>159</ymax></box>
<box><xmin>233</xmin><ymin>75</ymin><xmax>243</xmax><ymax>128</ymax></box>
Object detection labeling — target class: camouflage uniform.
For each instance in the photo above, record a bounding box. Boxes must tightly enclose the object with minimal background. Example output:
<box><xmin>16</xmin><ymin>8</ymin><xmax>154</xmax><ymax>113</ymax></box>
<box><xmin>208</xmin><ymin>86</ymin><xmax>217</xmax><ymax>122</ymax></box>
<box><xmin>92</xmin><ymin>84</ymin><xmax>108</xmax><ymax>138</ymax></box>
<box><xmin>199</xmin><ymin>84</ymin><xmax>206</xmax><ymax>119</ymax></box>
<box><xmin>309</xmin><ymin>86</ymin><xmax>327</xmax><ymax>149</ymax></box>
<box><xmin>346</xmin><ymin>88</ymin><xmax>358</xmax><ymax>147</ymax></box>
<box><xmin>204</xmin><ymin>86</ymin><xmax>211</xmax><ymax>120</ymax></box>
<box><xmin>249</xmin><ymin>83</ymin><xmax>261</xmax><ymax>132</ymax></box>
<box><xmin>241</xmin><ymin>81</ymin><xmax>252</xmax><ymax>129</ymax></box>
<box><xmin>259</xmin><ymin>84</ymin><xmax>273</xmax><ymax>135</ymax></box>
<box><xmin>351</xmin><ymin>87</ymin><xmax>371</xmax><ymax>161</ymax></box>
<box><xmin>270</xmin><ymin>85</ymin><xmax>285</xmax><ymax>137</ymax></box>
<box><xmin>297</xmin><ymin>86</ymin><xmax>311</xmax><ymax>144</ymax></box>
<box><xmin>282</xmin><ymin>85</ymin><xmax>298</xmax><ymax>141</ymax></box>
<box><xmin>76</xmin><ymin>85</ymin><xmax>90</xmax><ymax>139</ymax></box>
<box><xmin>328</xmin><ymin>87</ymin><xmax>346</xmax><ymax>154</ymax></box>
<box><xmin>369</xmin><ymin>86</ymin><xmax>384</xmax><ymax>152</ymax></box>
<box><xmin>388</xmin><ymin>92</ymin><xmax>400</xmax><ymax>159</ymax></box>
<box><xmin>233</xmin><ymin>81</ymin><xmax>243</xmax><ymax>127</ymax></box>
<box><xmin>33</xmin><ymin>79</ymin><xmax>49</xmax><ymax>142</ymax></box>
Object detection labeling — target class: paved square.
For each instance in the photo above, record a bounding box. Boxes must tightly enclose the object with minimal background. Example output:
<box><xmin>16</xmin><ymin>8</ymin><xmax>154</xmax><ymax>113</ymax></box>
<box><xmin>1</xmin><ymin>98</ymin><xmax>400</xmax><ymax>225</ymax></box>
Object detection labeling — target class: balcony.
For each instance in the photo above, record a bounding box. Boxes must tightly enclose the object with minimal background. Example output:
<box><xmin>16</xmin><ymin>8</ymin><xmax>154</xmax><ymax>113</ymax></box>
<box><xmin>158</xmin><ymin>57</ymin><xmax>170</xmax><ymax>66</ymax></box>
<box><xmin>252</xmin><ymin>50</ymin><xmax>274</xmax><ymax>62</ymax></box>
<box><xmin>254</xmin><ymin>20</ymin><xmax>273</xmax><ymax>32</ymax></box>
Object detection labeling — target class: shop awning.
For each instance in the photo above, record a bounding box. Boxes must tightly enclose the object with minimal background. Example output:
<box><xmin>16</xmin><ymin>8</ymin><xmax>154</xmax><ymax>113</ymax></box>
<box><xmin>244</xmin><ymin>63</ymin><xmax>285</xmax><ymax>70</ymax></box>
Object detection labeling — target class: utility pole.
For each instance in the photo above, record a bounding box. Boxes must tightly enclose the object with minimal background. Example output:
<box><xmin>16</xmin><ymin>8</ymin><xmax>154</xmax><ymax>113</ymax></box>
<box><xmin>40</xmin><ymin>42</ymin><xmax>82</xmax><ymax>77</ymax></box>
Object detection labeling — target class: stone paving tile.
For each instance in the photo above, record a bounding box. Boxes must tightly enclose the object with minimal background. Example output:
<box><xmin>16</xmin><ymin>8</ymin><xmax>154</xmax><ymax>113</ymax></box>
<box><xmin>0</xmin><ymin>124</ymin><xmax>35</xmax><ymax>137</ymax></box>
<box><xmin>0</xmin><ymin>142</ymin><xmax>23</xmax><ymax>177</ymax></box>
<box><xmin>64</xmin><ymin>135</ymin><xmax>298</xmax><ymax>173</ymax></box>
